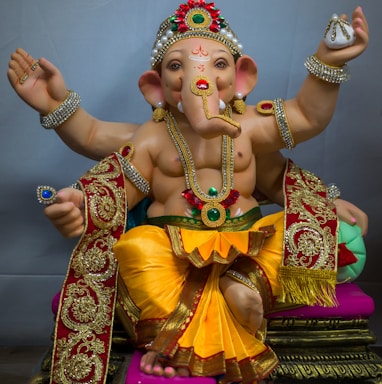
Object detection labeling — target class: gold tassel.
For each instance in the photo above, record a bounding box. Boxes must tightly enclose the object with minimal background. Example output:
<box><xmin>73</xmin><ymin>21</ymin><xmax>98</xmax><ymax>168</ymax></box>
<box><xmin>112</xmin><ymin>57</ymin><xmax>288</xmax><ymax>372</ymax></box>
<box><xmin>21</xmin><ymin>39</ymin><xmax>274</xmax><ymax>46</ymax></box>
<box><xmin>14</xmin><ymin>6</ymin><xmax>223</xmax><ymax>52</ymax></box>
<box><xmin>278</xmin><ymin>266</ymin><xmax>338</xmax><ymax>307</ymax></box>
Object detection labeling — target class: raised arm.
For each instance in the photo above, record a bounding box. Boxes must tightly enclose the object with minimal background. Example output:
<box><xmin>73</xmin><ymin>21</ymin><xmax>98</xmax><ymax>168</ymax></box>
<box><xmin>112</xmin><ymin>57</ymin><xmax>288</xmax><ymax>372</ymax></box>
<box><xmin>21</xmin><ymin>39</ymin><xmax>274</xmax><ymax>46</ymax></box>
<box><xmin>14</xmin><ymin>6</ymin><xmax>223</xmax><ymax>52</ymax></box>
<box><xmin>286</xmin><ymin>7</ymin><xmax>369</xmax><ymax>143</ymax></box>
<box><xmin>249</xmin><ymin>7</ymin><xmax>369</xmax><ymax>153</ymax></box>
<box><xmin>7</xmin><ymin>48</ymin><xmax>138</xmax><ymax>160</ymax></box>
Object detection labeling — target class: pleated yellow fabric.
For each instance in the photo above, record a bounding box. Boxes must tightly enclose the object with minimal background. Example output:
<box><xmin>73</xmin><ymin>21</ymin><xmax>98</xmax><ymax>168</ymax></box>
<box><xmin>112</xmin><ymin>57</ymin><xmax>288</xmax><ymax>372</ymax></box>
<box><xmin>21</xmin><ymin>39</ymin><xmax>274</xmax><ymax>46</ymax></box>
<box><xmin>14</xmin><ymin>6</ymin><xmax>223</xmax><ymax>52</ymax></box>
<box><xmin>114</xmin><ymin>210</ymin><xmax>285</xmax><ymax>382</ymax></box>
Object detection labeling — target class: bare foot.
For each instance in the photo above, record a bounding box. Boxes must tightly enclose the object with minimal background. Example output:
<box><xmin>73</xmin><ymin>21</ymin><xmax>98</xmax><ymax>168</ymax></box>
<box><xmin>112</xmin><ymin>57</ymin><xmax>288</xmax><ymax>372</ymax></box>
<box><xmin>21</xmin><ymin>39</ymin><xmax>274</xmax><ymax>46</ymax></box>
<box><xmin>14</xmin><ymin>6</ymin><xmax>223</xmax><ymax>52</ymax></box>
<box><xmin>140</xmin><ymin>350</ymin><xmax>190</xmax><ymax>377</ymax></box>
<box><xmin>220</xmin><ymin>275</ymin><xmax>264</xmax><ymax>334</ymax></box>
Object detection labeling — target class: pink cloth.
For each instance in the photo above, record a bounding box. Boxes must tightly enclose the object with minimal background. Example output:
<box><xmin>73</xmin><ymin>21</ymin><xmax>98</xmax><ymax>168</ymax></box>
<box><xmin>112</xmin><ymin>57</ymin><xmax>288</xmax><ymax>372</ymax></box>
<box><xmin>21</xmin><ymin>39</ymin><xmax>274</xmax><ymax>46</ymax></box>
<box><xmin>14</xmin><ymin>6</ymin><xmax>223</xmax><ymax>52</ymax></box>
<box><xmin>267</xmin><ymin>282</ymin><xmax>374</xmax><ymax>319</ymax></box>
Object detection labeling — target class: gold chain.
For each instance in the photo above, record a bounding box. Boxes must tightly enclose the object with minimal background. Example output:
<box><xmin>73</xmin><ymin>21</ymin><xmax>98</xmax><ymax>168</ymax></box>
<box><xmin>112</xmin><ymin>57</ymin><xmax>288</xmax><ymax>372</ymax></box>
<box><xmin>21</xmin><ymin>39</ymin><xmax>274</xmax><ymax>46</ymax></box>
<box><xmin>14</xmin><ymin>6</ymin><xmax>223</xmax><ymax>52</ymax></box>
<box><xmin>165</xmin><ymin>111</ymin><xmax>234</xmax><ymax>204</ymax></box>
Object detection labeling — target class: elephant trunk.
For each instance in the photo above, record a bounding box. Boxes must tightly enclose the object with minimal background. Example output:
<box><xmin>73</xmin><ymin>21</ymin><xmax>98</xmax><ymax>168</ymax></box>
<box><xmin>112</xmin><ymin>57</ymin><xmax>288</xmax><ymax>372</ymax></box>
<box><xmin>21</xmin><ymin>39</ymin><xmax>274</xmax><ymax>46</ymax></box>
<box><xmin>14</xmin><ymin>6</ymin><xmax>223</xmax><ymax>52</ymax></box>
<box><xmin>180</xmin><ymin>75</ymin><xmax>241</xmax><ymax>139</ymax></box>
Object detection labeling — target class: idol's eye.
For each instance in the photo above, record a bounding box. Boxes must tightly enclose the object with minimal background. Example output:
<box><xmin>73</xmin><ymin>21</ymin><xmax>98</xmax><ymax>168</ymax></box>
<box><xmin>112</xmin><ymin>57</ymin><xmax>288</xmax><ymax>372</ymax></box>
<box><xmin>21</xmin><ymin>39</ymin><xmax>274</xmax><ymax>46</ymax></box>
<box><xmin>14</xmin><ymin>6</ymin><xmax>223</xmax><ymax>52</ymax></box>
<box><xmin>215</xmin><ymin>59</ymin><xmax>228</xmax><ymax>69</ymax></box>
<box><xmin>167</xmin><ymin>61</ymin><xmax>182</xmax><ymax>71</ymax></box>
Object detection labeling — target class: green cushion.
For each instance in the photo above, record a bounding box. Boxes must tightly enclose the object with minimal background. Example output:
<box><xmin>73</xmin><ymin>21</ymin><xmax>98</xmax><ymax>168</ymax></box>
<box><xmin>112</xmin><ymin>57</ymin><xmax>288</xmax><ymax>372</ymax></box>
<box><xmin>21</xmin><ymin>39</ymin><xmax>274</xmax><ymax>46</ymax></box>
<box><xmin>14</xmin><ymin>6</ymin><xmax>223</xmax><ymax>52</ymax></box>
<box><xmin>337</xmin><ymin>221</ymin><xmax>366</xmax><ymax>282</ymax></box>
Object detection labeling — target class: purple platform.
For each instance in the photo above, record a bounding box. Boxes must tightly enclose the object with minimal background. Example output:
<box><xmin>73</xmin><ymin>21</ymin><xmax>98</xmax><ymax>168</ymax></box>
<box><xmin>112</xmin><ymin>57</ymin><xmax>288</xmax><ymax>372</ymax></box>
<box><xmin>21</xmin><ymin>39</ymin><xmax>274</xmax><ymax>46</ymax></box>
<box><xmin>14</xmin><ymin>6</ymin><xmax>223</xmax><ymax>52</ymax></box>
<box><xmin>125</xmin><ymin>350</ymin><xmax>216</xmax><ymax>384</ymax></box>
<box><xmin>267</xmin><ymin>282</ymin><xmax>374</xmax><ymax>319</ymax></box>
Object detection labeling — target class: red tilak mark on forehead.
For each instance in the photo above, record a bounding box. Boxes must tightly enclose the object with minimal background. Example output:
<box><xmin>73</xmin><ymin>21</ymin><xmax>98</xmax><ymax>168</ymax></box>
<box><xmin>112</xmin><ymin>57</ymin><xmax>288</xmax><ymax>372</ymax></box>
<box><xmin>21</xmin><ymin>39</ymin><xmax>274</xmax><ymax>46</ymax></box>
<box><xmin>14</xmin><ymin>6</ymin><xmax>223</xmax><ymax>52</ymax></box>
<box><xmin>191</xmin><ymin>45</ymin><xmax>209</xmax><ymax>57</ymax></box>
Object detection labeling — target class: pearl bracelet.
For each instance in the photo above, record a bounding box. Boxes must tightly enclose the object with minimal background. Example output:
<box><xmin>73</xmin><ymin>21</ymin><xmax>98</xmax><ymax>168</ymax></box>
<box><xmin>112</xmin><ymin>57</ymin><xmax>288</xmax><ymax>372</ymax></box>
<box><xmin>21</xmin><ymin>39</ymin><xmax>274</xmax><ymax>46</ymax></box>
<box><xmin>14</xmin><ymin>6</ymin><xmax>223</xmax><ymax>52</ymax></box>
<box><xmin>304</xmin><ymin>54</ymin><xmax>350</xmax><ymax>84</ymax></box>
<box><xmin>40</xmin><ymin>90</ymin><xmax>81</xmax><ymax>129</ymax></box>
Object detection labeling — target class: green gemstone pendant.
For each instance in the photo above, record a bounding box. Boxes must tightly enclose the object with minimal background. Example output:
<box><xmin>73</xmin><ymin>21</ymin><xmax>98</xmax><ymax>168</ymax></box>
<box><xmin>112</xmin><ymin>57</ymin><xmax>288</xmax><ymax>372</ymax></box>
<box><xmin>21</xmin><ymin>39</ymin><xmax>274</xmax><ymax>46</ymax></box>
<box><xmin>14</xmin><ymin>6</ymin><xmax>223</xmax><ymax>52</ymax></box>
<box><xmin>201</xmin><ymin>202</ymin><xmax>226</xmax><ymax>228</ymax></box>
<box><xmin>207</xmin><ymin>208</ymin><xmax>220</xmax><ymax>222</ymax></box>
<box><xmin>208</xmin><ymin>187</ymin><xmax>218</xmax><ymax>196</ymax></box>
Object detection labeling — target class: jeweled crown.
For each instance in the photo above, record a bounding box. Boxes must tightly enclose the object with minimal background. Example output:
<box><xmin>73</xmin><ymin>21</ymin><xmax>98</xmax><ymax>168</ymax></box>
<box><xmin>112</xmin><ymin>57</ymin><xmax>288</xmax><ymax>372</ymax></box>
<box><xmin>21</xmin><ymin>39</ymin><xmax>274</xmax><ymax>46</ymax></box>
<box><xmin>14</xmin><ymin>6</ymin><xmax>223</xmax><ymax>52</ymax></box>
<box><xmin>150</xmin><ymin>0</ymin><xmax>243</xmax><ymax>68</ymax></box>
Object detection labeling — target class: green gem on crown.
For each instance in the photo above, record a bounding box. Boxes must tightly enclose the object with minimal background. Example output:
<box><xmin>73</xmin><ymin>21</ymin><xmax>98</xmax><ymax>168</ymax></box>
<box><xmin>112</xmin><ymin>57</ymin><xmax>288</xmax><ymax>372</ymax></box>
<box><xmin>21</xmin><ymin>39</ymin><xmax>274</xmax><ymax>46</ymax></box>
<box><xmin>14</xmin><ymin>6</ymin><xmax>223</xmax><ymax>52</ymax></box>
<box><xmin>192</xmin><ymin>13</ymin><xmax>205</xmax><ymax>24</ymax></box>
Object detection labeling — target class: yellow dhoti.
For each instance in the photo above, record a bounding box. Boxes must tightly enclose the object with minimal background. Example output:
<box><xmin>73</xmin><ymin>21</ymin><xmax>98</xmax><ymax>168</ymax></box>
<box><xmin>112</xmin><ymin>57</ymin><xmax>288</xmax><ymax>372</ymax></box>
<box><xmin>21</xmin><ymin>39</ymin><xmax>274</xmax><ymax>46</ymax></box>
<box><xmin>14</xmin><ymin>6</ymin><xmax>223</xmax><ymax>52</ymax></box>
<box><xmin>114</xmin><ymin>208</ymin><xmax>285</xmax><ymax>383</ymax></box>
<box><xmin>50</xmin><ymin>154</ymin><xmax>339</xmax><ymax>384</ymax></box>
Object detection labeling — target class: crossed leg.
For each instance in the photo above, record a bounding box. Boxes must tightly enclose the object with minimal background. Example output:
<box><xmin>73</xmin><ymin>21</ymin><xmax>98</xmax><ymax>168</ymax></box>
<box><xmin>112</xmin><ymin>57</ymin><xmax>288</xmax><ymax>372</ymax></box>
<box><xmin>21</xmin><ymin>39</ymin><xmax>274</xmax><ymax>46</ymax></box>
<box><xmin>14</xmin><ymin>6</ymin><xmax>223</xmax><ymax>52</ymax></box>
<box><xmin>219</xmin><ymin>273</ymin><xmax>264</xmax><ymax>335</ymax></box>
<box><xmin>139</xmin><ymin>270</ymin><xmax>266</xmax><ymax>379</ymax></box>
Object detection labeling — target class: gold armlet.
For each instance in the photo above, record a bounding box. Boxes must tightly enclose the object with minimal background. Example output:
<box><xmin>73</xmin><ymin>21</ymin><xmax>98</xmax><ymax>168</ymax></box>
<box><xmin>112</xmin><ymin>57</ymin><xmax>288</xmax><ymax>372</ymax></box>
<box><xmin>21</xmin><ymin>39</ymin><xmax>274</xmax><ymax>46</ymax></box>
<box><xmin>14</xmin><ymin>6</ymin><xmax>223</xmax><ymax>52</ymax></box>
<box><xmin>116</xmin><ymin>143</ymin><xmax>150</xmax><ymax>195</ymax></box>
<box><xmin>273</xmin><ymin>98</ymin><xmax>295</xmax><ymax>150</ymax></box>
<box><xmin>256</xmin><ymin>99</ymin><xmax>295</xmax><ymax>150</ymax></box>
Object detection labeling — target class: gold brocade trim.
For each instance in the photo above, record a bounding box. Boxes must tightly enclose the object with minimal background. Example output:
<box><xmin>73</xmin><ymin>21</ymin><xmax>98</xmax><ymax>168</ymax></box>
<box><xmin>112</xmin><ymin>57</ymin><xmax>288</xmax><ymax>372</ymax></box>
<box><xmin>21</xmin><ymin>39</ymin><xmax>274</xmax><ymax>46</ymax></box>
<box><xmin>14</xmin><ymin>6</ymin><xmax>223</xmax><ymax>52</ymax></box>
<box><xmin>51</xmin><ymin>154</ymin><xmax>127</xmax><ymax>384</ymax></box>
<box><xmin>279</xmin><ymin>160</ymin><xmax>338</xmax><ymax>307</ymax></box>
<box><xmin>151</xmin><ymin>265</ymin><xmax>210</xmax><ymax>358</ymax></box>
<box><xmin>169</xmin><ymin>345</ymin><xmax>278</xmax><ymax>383</ymax></box>
<box><xmin>114</xmin><ymin>273</ymin><xmax>141</xmax><ymax>344</ymax></box>
<box><xmin>166</xmin><ymin>225</ymin><xmax>268</xmax><ymax>268</ymax></box>
<box><xmin>146</xmin><ymin>206</ymin><xmax>262</xmax><ymax>231</ymax></box>
<box><xmin>135</xmin><ymin>319</ymin><xmax>167</xmax><ymax>348</ymax></box>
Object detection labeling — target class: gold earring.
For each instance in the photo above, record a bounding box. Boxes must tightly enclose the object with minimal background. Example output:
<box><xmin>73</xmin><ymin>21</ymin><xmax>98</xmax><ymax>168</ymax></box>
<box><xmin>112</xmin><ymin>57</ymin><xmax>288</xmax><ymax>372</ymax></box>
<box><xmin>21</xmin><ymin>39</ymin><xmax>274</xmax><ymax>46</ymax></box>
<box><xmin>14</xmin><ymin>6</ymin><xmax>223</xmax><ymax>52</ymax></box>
<box><xmin>233</xmin><ymin>93</ymin><xmax>246</xmax><ymax>114</ymax></box>
<box><xmin>152</xmin><ymin>101</ymin><xmax>166</xmax><ymax>122</ymax></box>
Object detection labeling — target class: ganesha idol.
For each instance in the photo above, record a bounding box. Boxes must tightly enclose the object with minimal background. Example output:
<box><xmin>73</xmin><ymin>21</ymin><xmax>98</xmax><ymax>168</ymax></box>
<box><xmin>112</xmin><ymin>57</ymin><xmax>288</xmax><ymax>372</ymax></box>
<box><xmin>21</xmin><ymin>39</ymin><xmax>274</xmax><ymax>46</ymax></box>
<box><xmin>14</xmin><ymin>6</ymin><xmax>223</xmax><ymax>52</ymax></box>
<box><xmin>8</xmin><ymin>1</ymin><xmax>370</xmax><ymax>383</ymax></box>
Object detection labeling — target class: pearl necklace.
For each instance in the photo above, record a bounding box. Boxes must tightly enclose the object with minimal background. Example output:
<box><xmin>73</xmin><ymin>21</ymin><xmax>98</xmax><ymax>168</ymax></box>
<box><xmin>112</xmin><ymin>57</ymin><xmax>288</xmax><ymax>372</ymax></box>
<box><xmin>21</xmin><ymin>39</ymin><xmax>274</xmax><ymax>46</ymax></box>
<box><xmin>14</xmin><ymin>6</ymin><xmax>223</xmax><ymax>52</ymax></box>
<box><xmin>165</xmin><ymin>111</ymin><xmax>239</xmax><ymax>228</ymax></box>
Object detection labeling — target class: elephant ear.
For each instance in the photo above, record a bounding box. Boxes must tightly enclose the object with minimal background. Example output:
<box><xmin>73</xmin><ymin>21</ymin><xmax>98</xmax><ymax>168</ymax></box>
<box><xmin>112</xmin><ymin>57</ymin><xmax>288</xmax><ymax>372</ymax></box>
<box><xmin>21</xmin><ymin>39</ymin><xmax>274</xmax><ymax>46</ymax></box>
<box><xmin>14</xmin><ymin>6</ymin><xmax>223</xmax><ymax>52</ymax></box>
<box><xmin>138</xmin><ymin>70</ymin><xmax>164</xmax><ymax>106</ymax></box>
<box><xmin>235</xmin><ymin>55</ymin><xmax>258</xmax><ymax>97</ymax></box>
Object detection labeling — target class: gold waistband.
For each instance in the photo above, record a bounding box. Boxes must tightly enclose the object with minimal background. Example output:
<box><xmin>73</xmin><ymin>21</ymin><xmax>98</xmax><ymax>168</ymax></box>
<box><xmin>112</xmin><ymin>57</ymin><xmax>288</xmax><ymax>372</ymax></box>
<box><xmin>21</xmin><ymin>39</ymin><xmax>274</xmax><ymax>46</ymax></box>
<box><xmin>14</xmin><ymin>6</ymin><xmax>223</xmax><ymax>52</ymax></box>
<box><xmin>146</xmin><ymin>206</ymin><xmax>262</xmax><ymax>231</ymax></box>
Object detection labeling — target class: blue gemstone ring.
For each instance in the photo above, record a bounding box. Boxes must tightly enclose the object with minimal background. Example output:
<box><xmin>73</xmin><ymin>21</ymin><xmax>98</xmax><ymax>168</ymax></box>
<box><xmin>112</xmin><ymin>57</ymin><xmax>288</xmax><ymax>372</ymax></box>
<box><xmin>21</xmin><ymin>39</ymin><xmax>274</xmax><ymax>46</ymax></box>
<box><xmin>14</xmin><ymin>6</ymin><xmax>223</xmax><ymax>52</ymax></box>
<box><xmin>36</xmin><ymin>185</ymin><xmax>57</xmax><ymax>205</ymax></box>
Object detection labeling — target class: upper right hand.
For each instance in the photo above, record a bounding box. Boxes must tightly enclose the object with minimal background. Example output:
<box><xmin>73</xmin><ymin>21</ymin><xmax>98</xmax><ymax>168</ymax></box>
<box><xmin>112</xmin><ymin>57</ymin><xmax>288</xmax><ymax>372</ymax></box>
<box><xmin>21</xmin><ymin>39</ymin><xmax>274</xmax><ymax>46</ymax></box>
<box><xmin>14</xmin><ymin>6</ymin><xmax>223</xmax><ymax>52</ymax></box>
<box><xmin>7</xmin><ymin>48</ymin><xmax>68</xmax><ymax>115</ymax></box>
<box><xmin>44</xmin><ymin>187</ymin><xmax>85</xmax><ymax>238</ymax></box>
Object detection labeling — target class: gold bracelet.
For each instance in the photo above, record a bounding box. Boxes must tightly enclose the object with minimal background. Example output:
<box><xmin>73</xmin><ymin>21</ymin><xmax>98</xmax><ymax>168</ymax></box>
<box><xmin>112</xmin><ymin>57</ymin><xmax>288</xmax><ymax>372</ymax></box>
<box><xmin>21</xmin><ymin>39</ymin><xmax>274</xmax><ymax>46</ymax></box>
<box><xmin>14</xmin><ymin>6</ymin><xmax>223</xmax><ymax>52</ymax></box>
<box><xmin>304</xmin><ymin>54</ymin><xmax>350</xmax><ymax>84</ymax></box>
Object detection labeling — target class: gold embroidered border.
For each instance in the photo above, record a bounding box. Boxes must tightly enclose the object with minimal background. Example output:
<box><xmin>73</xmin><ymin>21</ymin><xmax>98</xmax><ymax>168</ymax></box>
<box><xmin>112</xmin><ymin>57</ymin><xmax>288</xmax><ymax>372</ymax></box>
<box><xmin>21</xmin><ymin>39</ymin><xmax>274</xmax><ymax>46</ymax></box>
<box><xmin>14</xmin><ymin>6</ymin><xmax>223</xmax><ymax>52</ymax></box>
<box><xmin>167</xmin><ymin>344</ymin><xmax>278</xmax><ymax>383</ymax></box>
<box><xmin>279</xmin><ymin>160</ymin><xmax>338</xmax><ymax>307</ymax></box>
<box><xmin>147</xmin><ymin>206</ymin><xmax>262</xmax><ymax>231</ymax></box>
<box><xmin>150</xmin><ymin>265</ymin><xmax>210</xmax><ymax>358</ymax></box>
<box><xmin>114</xmin><ymin>273</ymin><xmax>141</xmax><ymax>344</ymax></box>
<box><xmin>166</xmin><ymin>225</ymin><xmax>268</xmax><ymax>268</ymax></box>
<box><xmin>50</xmin><ymin>154</ymin><xmax>127</xmax><ymax>384</ymax></box>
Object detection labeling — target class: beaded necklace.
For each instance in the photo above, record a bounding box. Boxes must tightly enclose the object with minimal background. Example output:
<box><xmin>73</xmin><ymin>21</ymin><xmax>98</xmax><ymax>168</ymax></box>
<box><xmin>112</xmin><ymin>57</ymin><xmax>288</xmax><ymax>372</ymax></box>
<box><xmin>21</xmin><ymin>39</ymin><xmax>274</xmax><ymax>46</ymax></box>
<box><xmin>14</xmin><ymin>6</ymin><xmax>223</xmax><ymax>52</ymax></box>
<box><xmin>165</xmin><ymin>110</ymin><xmax>240</xmax><ymax>228</ymax></box>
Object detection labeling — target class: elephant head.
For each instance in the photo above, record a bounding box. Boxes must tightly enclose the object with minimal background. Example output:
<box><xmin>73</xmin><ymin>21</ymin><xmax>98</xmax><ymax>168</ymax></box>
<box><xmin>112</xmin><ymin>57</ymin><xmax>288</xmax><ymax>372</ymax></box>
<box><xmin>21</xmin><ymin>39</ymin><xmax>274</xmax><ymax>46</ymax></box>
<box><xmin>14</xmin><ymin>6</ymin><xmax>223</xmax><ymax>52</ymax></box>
<box><xmin>137</xmin><ymin>1</ymin><xmax>258</xmax><ymax>139</ymax></box>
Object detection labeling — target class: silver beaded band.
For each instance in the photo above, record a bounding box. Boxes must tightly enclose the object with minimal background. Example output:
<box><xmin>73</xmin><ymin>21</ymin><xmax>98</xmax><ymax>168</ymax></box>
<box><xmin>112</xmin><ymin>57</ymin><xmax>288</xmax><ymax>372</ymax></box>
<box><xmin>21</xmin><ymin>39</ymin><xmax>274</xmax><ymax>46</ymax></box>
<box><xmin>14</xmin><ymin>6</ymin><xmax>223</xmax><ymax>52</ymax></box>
<box><xmin>115</xmin><ymin>152</ymin><xmax>150</xmax><ymax>195</ymax></box>
<box><xmin>327</xmin><ymin>183</ymin><xmax>341</xmax><ymax>201</ymax></box>
<box><xmin>225</xmin><ymin>269</ymin><xmax>260</xmax><ymax>295</ymax></box>
<box><xmin>40</xmin><ymin>90</ymin><xmax>81</xmax><ymax>129</ymax></box>
<box><xmin>304</xmin><ymin>54</ymin><xmax>350</xmax><ymax>84</ymax></box>
<box><xmin>274</xmin><ymin>98</ymin><xmax>295</xmax><ymax>150</ymax></box>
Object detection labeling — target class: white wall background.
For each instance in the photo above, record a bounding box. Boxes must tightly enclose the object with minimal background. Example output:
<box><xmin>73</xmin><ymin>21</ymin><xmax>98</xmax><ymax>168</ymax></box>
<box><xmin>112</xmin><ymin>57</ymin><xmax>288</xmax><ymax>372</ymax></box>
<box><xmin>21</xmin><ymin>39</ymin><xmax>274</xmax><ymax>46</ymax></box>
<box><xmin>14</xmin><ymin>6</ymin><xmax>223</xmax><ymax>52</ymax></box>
<box><xmin>0</xmin><ymin>0</ymin><xmax>381</xmax><ymax>346</ymax></box>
